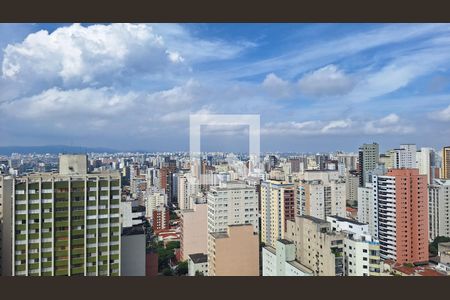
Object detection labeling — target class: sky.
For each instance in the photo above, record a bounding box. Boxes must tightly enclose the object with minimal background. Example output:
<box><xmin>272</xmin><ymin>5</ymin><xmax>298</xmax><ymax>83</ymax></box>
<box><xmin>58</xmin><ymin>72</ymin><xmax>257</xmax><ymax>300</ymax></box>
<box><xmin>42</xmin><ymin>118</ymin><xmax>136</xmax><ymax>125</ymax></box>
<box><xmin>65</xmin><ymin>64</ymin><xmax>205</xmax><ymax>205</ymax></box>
<box><xmin>0</xmin><ymin>23</ymin><xmax>450</xmax><ymax>153</ymax></box>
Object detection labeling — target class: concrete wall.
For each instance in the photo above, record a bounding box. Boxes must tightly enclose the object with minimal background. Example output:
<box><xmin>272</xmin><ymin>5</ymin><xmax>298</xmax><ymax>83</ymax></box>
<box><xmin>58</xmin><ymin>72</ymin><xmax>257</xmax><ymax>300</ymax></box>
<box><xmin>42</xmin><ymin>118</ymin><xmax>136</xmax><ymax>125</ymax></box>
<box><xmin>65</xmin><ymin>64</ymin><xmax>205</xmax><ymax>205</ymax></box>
<box><xmin>121</xmin><ymin>234</ymin><xmax>146</xmax><ymax>276</ymax></box>
<box><xmin>181</xmin><ymin>203</ymin><xmax>208</xmax><ymax>261</ymax></box>
<box><xmin>209</xmin><ymin>225</ymin><xmax>259</xmax><ymax>276</ymax></box>
<box><xmin>59</xmin><ymin>154</ymin><xmax>88</xmax><ymax>175</ymax></box>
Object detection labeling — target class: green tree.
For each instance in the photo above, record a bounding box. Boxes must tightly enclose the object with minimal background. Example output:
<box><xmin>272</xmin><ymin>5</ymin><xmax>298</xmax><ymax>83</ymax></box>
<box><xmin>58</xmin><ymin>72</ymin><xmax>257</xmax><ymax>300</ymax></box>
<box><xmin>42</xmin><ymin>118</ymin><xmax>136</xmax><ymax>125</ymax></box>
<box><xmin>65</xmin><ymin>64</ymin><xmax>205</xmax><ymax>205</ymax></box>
<box><xmin>429</xmin><ymin>236</ymin><xmax>450</xmax><ymax>256</ymax></box>
<box><xmin>162</xmin><ymin>268</ymin><xmax>174</xmax><ymax>276</ymax></box>
<box><xmin>157</xmin><ymin>247</ymin><xmax>175</xmax><ymax>271</ymax></box>
<box><xmin>195</xmin><ymin>270</ymin><xmax>204</xmax><ymax>276</ymax></box>
<box><xmin>166</xmin><ymin>241</ymin><xmax>180</xmax><ymax>250</ymax></box>
<box><xmin>175</xmin><ymin>261</ymin><xmax>188</xmax><ymax>276</ymax></box>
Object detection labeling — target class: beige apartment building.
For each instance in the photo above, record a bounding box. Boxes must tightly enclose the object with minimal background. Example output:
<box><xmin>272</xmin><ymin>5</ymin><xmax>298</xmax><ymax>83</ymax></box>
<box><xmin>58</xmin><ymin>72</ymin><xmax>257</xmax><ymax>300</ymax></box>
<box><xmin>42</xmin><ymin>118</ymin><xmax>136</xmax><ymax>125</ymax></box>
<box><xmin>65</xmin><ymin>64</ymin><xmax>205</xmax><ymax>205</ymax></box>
<box><xmin>296</xmin><ymin>179</ymin><xmax>346</xmax><ymax>220</ymax></box>
<box><xmin>180</xmin><ymin>202</ymin><xmax>208</xmax><ymax>261</ymax></box>
<box><xmin>207</xmin><ymin>224</ymin><xmax>259</xmax><ymax>276</ymax></box>
<box><xmin>286</xmin><ymin>215</ymin><xmax>345</xmax><ymax>276</ymax></box>
<box><xmin>261</xmin><ymin>180</ymin><xmax>295</xmax><ymax>247</ymax></box>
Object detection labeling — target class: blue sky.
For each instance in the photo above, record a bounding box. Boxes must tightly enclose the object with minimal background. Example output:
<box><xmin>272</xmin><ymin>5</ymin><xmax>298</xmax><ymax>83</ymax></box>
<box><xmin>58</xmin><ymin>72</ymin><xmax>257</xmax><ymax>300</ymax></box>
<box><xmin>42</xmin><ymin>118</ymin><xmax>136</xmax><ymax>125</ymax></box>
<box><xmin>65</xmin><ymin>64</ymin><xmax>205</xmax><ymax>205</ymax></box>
<box><xmin>0</xmin><ymin>23</ymin><xmax>449</xmax><ymax>153</ymax></box>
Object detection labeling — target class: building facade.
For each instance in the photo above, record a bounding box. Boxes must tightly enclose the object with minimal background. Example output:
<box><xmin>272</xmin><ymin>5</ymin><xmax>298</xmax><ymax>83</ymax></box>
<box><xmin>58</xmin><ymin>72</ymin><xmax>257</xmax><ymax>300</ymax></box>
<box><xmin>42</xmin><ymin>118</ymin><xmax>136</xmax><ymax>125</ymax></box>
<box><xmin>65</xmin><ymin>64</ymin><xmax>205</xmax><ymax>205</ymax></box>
<box><xmin>207</xmin><ymin>181</ymin><xmax>258</xmax><ymax>234</ymax></box>
<box><xmin>373</xmin><ymin>169</ymin><xmax>428</xmax><ymax>264</ymax></box>
<box><xmin>296</xmin><ymin>179</ymin><xmax>346</xmax><ymax>220</ymax></box>
<box><xmin>358</xmin><ymin>143</ymin><xmax>379</xmax><ymax>187</ymax></box>
<box><xmin>261</xmin><ymin>180</ymin><xmax>295</xmax><ymax>247</ymax></box>
<box><xmin>262</xmin><ymin>239</ymin><xmax>313</xmax><ymax>276</ymax></box>
<box><xmin>443</xmin><ymin>146</ymin><xmax>450</xmax><ymax>179</ymax></box>
<box><xmin>286</xmin><ymin>216</ymin><xmax>345</xmax><ymax>276</ymax></box>
<box><xmin>1</xmin><ymin>154</ymin><xmax>121</xmax><ymax>276</ymax></box>
<box><xmin>327</xmin><ymin>215</ymin><xmax>381</xmax><ymax>276</ymax></box>
<box><xmin>180</xmin><ymin>202</ymin><xmax>208</xmax><ymax>261</ymax></box>
<box><xmin>207</xmin><ymin>224</ymin><xmax>259</xmax><ymax>276</ymax></box>
<box><xmin>429</xmin><ymin>179</ymin><xmax>450</xmax><ymax>240</ymax></box>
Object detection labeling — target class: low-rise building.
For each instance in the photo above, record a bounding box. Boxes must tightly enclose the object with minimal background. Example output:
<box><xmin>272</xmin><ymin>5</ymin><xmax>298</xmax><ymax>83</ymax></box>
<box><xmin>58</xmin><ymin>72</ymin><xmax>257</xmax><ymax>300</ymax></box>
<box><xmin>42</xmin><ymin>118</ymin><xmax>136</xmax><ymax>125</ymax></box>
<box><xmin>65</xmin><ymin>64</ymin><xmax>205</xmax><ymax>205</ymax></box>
<box><xmin>262</xmin><ymin>239</ymin><xmax>313</xmax><ymax>276</ymax></box>
<box><xmin>327</xmin><ymin>215</ymin><xmax>381</xmax><ymax>276</ymax></box>
<box><xmin>208</xmin><ymin>224</ymin><xmax>259</xmax><ymax>276</ymax></box>
<box><xmin>121</xmin><ymin>225</ymin><xmax>146</xmax><ymax>276</ymax></box>
<box><xmin>188</xmin><ymin>253</ymin><xmax>208</xmax><ymax>276</ymax></box>
<box><xmin>286</xmin><ymin>215</ymin><xmax>345</xmax><ymax>276</ymax></box>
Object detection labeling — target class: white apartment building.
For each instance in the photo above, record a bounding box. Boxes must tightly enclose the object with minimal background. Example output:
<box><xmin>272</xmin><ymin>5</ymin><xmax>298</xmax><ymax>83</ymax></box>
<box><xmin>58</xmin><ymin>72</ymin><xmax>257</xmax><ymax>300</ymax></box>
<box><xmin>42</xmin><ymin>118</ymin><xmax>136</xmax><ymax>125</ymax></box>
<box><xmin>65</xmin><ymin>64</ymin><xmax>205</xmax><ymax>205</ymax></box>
<box><xmin>372</xmin><ymin>175</ymin><xmax>395</xmax><ymax>258</ymax></box>
<box><xmin>187</xmin><ymin>253</ymin><xmax>208</xmax><ymax>276</ymax></box>
<box><xmin>146</xmin><ymin>191</ymin><xmax>167</xmax><ymax>220</ymax></box>
<box><xmin>120</xmin><ymin>201</ymin><xmax>146</xmax><ymax>228</ymax></box>
<box><xmin>177</xmin><ymin>173</ymin><xmax>201</xmax><ymax>210</ymax></box>
<box><xmin>262</xmin><ymin>239</ymin><xmax>313</xmax><ymax>276</ymax></box>
<box><xmin>207</xmin><ymin>181</ymin><xmax>258</xmax><ymax>234</ymax></box>
<box><xmin>429</xmin><ymin>179</ymin><xmax>450</xmax><ymax>240</ymax></box>
<box><xmin>417</xmin><ymin>147</ymin><xmax>435</xmax><ymax>184</ymax></box>
<box><xmin>357</xmin><ymin>183</ymin><xmax>378</xmax><ymax>237</ymax></box>
<box><xmin>327</xmin><ymin>216</ymin><xmax>381</xmax><ymax>276</ymax></box>
<box><xmin>393</xmin><ymin>144</ymin><xmax>417</xmax><ymax>169</ymax></box>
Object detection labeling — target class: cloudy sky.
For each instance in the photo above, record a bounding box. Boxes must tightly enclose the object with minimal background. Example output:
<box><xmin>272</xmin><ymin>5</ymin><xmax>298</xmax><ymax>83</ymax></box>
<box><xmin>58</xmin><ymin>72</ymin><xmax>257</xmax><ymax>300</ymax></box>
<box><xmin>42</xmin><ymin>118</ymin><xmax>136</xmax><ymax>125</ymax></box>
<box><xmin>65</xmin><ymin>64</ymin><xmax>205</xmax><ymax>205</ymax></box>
<box><xmin>1</xmin><ymin>23</ymin><xmax>450</xmax><ymax>153</ymax></box>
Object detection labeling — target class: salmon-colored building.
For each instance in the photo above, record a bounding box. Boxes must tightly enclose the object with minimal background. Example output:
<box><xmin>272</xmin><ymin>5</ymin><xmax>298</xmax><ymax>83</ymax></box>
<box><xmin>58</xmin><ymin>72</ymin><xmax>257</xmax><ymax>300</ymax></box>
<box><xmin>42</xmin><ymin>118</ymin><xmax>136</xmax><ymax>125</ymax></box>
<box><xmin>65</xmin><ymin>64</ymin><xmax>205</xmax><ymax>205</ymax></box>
<box><xmin>208</xmin><ymin>224</ymin><xmax>259</xmax><ymax>276</ymax></box>
<box><xmin>374</xmin><ymin>169</ymin><xmax>428</xmax><ymax>264</ymax></box>
<box><xmin>180</xmin><ymin>203</ymin><xmax>208</xmax><ymax>261</ymax></box>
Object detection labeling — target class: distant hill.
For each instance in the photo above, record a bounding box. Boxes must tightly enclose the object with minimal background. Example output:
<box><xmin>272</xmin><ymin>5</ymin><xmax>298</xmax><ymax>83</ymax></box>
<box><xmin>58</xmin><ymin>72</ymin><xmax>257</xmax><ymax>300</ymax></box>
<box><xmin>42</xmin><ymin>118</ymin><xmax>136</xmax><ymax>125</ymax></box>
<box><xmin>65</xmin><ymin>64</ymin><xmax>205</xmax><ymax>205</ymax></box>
<box><xmin>0</xmin><ymin>145</ymin><xmax>120</xmax><ymax>155</ymax></box>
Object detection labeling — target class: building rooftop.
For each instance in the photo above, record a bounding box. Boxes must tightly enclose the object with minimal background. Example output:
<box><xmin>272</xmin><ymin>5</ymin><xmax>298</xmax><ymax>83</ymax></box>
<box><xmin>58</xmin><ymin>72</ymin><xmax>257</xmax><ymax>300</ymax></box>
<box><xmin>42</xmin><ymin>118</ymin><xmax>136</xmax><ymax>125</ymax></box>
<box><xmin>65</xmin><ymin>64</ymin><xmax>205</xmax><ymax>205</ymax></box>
<box><xmin>328</xmin><ymin>215</ymin><xmax>366</xmax><ymax>226</ymax></box>
<box><xmin>122</xmin><ymin>225</ymin><xmax>145</xmax><ymax>236</ymax></box>
<box><xmin>287</xmin><ymin>260</ymin><xmax>314</xmax><ymax>275</ymax></box>
<box><xmin>278</xmin><ymin>239</ymin><xmax>294</xmax><ymax>245</ymax></box>
<box><xmin>189</xmin><ymin>253</ymin><xmax>208</xmax><ymax>264</ymax></box>
<box><xmin>210</xmin><ymin>232</ymin><xmax>229</xmax><ymax>239</ymax></box>
<box><xmin>132</xmin><ymin>205</ymin><xmax>146</xmax><ymax>213</ymax></box>
<box><xmin>263</xmin><ymin>246</ymin><xmax>276</xmax><ymax>255</ymax></box>
<box><xmin>301</xmin><ymin>215</ymin><xmax>328</xmax><ymax>224</ymax></box>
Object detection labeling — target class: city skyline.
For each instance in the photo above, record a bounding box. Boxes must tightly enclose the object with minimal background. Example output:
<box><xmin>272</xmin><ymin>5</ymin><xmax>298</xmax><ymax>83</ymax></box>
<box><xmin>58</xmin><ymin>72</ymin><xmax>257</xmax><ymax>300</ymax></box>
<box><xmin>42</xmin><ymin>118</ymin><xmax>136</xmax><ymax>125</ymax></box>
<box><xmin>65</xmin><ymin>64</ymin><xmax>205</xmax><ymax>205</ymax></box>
<box><xmin>1</xmin><ymin>23</ymin><xmax>450</xmax><ymax>152</ymax></box>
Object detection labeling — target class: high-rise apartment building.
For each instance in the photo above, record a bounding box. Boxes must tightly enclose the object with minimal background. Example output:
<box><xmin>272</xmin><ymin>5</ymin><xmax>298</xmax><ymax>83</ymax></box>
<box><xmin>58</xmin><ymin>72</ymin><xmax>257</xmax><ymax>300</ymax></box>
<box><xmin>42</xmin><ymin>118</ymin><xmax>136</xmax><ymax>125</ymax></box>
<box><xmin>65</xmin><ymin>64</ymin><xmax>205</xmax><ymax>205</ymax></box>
<box><xmin>286</xmin><ymin>215</ymin><xmax>345</xmax><ymax>276</ymax></box>
<box><xmin>393</xmin><ymin>144</ymin><xmax>417</xmax><ymax>169</ymax></box>
<box><xmin>207</xmin><ymin>224</ymin><xmax>259</xmax><ymax>276</ymax></box>
<box><xmin>373</xmin><ymin>169</ymin><xmax>428</xmax><ymax>264</ymax></box>
<box><xmin>1</xmin><ymin>154</ymin><xmax>121</xmax><ymax>276</ymax></box>
<box><xmin>416</xmin><ymin>147</ymin><xmax>435</xmax><ymax>184</ymax></box>
<box><xmin>145</xmin><ymin>191</ymin><xmax>167</xmax><ymax>221</ymax></box>
<box><xmin>261</xmin><ymin>180</ymin><xmax>295</xmax><ymax>247</ymax></box>
<box><xmin>152</xmin><ymin>205</ymin><xmax>169</xmax><ymax>232</ymax></box>
<box><xmin>357</xmin><ymin>183</ymin><xmax>378</xmax><ymax>237</ymax></box>
<box><xmin>429</xmin><ymin>179</ymin><xmax>450</xmax><ymax>240</ymax></box>
<box><xmin>443</xmin><ymin>146</ymin><xmax>450</xmax><ymax>179</ymax></box>
<box><xmin>177</xmin><ymin>173</ymin><xmax>199</xmax><ymax>210</ymax></box>
<box><xmin>207</xmin><ymin>181</ymin><xmax>258</xmax><ymax>234</ymax></box>
<box><xmin>345</xmin><ymin>173</ymin><xmax>359</xmax><ymax>206</ymax></box>
<box><xmin>358</xmin><ymin>143</ymin><xmax>379</xmax><ymax>187</ymax></box>
<box><xmin>296</xmin><ymin>178</ymin><xmax>346</xmax><ymax>220</ymax></box>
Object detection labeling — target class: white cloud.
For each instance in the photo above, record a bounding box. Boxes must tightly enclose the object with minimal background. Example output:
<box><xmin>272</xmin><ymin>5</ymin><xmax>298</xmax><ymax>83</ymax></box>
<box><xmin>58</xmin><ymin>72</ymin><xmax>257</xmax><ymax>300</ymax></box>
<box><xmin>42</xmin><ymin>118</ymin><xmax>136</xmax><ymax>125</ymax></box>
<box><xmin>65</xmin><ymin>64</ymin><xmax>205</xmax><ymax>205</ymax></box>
<box><xmin>1</xmin><ymin>24</ymin><xmax>173</xmax><ymax>86</ymax></box>
<box><xmin>347</xmin><ymin>47</ymin><xmax>450</xmax><ymax>102</ymax></box>
<box><xmin>429</xmin><ymin>105</ymin><xmax>450</xmax><ymax>122</ymax></box>
<box><xmin>298</xmin><ymin>65</ymin><xmax>355</xmax><ymax>97</ymax></box>
<box><xmin>166</xmin><ymin>50</ymin><xmax>185</xmax><ymax>63</ymax></box>
<box><xmin>363</xmin><ymin>114</ymin><xmax>414</xmax><ymax>134</ymax></box>
<box><xmin>262</xmin><ymin>114</ymin><xmax>413</xmax><ymax>136</ymax></box>
<box><xmin>0</xmin><ymin>80</ymin><xmax>203</xmax><ymax>135</ymax></box>
<box><xmin>321</xmin><ymin>119</ymin><xmax>352</xmax><ymax>133</ymax></box>
<box><xmin>151</xmin><ymin>23</ymin><xmax>254</xmax><ymax>63</ymax></box>
<box><xmin>262</xmin><ymin>73</ymin><xmax>292</xmax><ymax>98</ymax></box>
<box><xmin>378</xmin><ymin>113</ymin><xmax>400</xmax><ymax>125</ymax></box>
